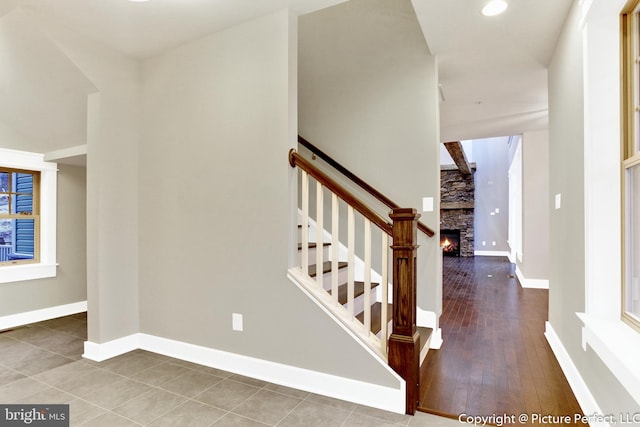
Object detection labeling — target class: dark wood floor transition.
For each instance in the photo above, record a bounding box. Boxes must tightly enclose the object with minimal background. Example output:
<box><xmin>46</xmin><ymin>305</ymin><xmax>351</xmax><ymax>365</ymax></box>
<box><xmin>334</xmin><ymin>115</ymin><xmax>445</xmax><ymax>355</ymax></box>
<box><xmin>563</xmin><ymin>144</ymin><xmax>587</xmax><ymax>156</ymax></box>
<box><xmin>418</xmin><ymin>256</ymin><xmax>583</xmax><ymax>425</ymax></box>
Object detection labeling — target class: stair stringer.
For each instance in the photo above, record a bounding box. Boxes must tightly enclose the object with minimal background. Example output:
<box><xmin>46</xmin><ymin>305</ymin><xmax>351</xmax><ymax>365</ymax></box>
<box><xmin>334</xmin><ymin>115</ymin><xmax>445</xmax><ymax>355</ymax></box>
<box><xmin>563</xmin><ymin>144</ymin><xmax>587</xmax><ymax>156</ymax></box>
<box><xmin>288</xmin><ymin>267</ymin><xmax>388</xmax><ymax>359</ymax></box>
<box><xmin>286</xmin><ymin>268</ymin><xmax>405</xmax><ymax>410</ymax></box>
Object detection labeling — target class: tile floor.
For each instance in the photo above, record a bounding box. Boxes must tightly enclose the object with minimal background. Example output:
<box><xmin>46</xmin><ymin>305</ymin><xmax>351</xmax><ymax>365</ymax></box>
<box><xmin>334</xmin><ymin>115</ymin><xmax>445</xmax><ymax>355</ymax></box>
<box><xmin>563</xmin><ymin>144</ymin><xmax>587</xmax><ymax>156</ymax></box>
<box><xmin>0</xmin><ymin>313</ymin><xmax>460</xmax><ymax>426</ymax></box>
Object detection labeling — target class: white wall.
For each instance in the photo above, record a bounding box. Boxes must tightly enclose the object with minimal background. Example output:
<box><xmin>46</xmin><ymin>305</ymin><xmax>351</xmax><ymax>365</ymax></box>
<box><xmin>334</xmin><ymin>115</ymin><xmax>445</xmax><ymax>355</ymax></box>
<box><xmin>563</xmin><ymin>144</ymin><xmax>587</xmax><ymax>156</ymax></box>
<box><xmin>473</xmin><ymin>137</ymin><xmax>510</xmax><ymax>253</ymax></box>
<box><xmin>138</xmin><ymin>10</ymin><xmax>400</xmax><ymax>389</ymax></box>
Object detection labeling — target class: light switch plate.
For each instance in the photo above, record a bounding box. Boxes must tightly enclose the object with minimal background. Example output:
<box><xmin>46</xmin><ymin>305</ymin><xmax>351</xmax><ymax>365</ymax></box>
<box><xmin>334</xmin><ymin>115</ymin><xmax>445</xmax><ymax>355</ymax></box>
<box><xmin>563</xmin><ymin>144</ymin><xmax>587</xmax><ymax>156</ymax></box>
<box><xmin>422</xmin><ymin>197</ymin><xmax>434</xmax><ymax>212</ymax></box>
<box><xmin>232</xmin><ymin>313</ymin><xmax>243</xmax><ymax>331</ymax></box>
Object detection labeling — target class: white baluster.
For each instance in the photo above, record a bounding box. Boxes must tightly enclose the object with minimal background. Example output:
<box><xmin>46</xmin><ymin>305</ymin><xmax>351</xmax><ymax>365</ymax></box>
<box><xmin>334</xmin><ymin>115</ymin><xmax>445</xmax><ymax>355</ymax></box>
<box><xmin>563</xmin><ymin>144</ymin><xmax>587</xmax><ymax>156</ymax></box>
<box><xmin>347</xmin><ymin>206</ymin><xmax>355</xmax><ymax>316</ymax></box>
<box><xmin>381</xmin><ymin>232</ymin><xmax>389</xmax><ymax>354</ymax></box>
<box><xmin>316</xmin><ymin>181</ymin><xmax>324</xmax><ymax>289</ymax></box>
<box><xmin>301</xmin><ymin>171</ymin><xmax>309</xmax><ymax>277</ymax></box>
<box><xmin>331</xmin><ymin>193</ymin><xmax>339</xmax><ymax>303</ymax></box>
<box><xmin>364</xmin><ymin>218</ymin><xmax>371</xmax><ymax>335</ymax></box>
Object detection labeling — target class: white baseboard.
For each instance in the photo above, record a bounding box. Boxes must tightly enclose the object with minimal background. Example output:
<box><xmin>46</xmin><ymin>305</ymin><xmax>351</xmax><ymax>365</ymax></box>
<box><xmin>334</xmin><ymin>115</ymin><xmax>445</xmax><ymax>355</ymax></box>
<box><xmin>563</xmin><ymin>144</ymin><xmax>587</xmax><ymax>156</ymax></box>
<box><xmin>474</xmin><ymin>250</ymin><xmax>510</xmax><ymax>257</ymax></box>
<box><xmin>416</xmin><ymin>307</ymin><xmax>442</xmax><ymax>349</ymax></box>
<box><xmin>515</xmin><ymin>266</ymin><xmax>549</xmax><ymax>289</ymax></box>
<box><xmin>83</xmin><ymin>334</ymin><xmax>140</xmax><ymax>362</ymax></box>
<box><xmin>545</xmin><ymin>322</ymin><xmax>610</xmax><ymax>427</ymax></box>
<box><xmin>428</xmin><ymin>328</ymin><xmax>443</xmax><ymax>349</ymax></box>
<box><xmin>83</xmin><ymin>332</ymin><xmax>406</xmax><ymax>414</ymax></box>
<box><xmin>0</xmin><ymin>301</ymin><xmax>87</xmax><ymax>331</ymax></box>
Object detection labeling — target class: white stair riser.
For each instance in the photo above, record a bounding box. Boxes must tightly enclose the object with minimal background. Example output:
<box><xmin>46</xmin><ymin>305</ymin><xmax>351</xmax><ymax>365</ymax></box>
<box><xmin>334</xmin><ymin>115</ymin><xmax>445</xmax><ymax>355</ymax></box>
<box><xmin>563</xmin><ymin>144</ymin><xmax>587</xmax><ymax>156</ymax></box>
<box><xmin>318</xmin><ymin>267</ymin><xmax>348</xmax><ymax>291</ymax></box>
<box><xmin>297</xmin><ymin>245</ymin><xmax>331</xmax><ymax>266</ymax></box>
<box><xmin>351</xmin><ymin>288</ymin><xmax>379</xmax><ymax>316</ymax></box>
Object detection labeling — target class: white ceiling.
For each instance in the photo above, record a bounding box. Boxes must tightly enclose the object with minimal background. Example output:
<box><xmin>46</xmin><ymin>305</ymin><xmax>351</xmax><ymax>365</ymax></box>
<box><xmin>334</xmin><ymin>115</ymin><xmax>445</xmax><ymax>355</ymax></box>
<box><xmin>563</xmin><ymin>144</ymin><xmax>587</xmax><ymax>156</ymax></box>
<box><xmin>0</xmin><ymin>0</ymin><xmax>574</xmax><ymax>156</ymax></box>
<box><xmin>5</xmin><ymin>0</ymin><xmax>348</xmax><ymax>59</ymax></box>
<box><xmin>413</xmin><ymin>0</ymin><xmax>573</xmax><ymax>142</ymax></box>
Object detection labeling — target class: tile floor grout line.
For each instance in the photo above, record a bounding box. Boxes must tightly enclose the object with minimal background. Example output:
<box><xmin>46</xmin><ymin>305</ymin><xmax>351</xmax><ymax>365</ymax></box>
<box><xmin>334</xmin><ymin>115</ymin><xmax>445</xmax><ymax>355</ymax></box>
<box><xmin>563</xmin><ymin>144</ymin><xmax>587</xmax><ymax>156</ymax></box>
<box><xmin>1</xmin><ymin>334</ymin><xmax>79</xmax><ymax>367</ymax></box>
<box><xmin>273</xmin><ymin>396</ymin><xmax>306</xmax><ymax>427</ymax></box>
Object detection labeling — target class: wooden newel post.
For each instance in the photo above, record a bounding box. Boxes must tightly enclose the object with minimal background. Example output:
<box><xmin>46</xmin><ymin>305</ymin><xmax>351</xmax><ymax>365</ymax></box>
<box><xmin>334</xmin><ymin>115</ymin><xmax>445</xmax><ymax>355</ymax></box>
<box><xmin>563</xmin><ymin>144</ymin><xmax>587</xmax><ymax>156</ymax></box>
<box><xmin>388</xmin><ymin>207</ymin><xmax>420</xmax><ymax>415</ymax></box>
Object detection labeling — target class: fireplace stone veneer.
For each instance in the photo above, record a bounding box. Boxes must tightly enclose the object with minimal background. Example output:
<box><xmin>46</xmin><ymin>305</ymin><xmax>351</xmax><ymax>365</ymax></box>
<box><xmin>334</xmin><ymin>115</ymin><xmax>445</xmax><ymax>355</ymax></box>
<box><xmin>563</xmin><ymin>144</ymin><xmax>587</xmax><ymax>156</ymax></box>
<box><xmin>440</xmin><ymin>165</ymin><xmax>475</xmax><ymax>257</ymax></box>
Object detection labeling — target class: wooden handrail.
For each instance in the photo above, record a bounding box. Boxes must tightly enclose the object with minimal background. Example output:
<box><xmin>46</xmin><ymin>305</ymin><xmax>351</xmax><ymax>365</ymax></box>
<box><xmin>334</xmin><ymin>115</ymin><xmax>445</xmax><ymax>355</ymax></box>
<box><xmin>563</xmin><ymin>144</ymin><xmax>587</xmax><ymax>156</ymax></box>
<box><xmin>289</xmin><ymin>149</ymin><xmax>393</xmax><ymax>236</ymax></box>
<box><xmin>298</xmin><ymin>136</ymin><xmax>435</xmax><ymax>238</ymax></box>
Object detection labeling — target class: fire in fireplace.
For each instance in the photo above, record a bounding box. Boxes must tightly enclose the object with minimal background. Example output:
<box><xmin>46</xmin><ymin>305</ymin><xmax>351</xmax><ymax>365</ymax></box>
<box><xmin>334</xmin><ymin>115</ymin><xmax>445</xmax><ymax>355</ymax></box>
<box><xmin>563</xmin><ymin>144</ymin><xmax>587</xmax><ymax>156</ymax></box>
<box><xmin>440</xmin><ymin>229</ymin><xmax>461</xmax><ymax>257</ymax></box>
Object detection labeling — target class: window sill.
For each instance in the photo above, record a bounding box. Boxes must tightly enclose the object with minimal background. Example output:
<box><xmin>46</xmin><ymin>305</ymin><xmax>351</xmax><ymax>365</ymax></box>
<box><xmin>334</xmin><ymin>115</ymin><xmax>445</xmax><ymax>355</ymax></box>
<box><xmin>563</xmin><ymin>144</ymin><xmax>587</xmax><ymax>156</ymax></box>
<box><xmin>577</xmin><ymin>313</ymin><xmax>640</xmax><ymax>405</ymax></box>
<box><xmin>0</xmin><ymin>263</ymin><xmax>57</xmax><ymax>284</ymax></box>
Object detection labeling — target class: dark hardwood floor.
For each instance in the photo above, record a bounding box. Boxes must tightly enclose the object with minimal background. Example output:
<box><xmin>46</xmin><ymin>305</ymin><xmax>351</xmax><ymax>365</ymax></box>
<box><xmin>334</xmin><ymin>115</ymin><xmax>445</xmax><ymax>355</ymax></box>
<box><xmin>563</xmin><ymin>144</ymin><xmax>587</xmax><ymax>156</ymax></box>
<box><xmin>418</xmin><ymin>256</ymin><xmax>583</xmax><ymax>425</ymax></box>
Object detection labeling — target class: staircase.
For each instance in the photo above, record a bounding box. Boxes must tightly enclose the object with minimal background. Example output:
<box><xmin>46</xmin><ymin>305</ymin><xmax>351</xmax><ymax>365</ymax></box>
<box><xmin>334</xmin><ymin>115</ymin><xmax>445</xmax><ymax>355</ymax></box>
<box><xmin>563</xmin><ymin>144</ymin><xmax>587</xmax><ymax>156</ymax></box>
<box><xmin>298</xmin><ymin>224</ymin><xmax>389</xmax><ymax>333</ymax></box>
<box><xmin>297</xmin><ymin>223</ymin><xmax>432</xmax><ymax>357</ymax></box>
<box><xmin>288</xmin><ymin>138</ymin><xmax>436</xmax><ymax>414</ymax></box>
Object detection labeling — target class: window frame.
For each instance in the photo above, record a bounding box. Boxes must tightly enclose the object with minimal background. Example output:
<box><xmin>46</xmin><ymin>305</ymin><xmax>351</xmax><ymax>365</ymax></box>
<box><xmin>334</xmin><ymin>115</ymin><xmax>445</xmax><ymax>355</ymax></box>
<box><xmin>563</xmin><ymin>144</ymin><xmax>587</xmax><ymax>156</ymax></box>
<box><xmin>0</xmin><ymin>166</ymin><xmax>41</xmax><ymax>266</ymax></box>
<box><xmin>0</xmin><ymin>148</ymin><xmax>57</xmax><ymax>283</ymax></box>
<box><xmin>621</xmin><ymin>0</ymin><xmax>640</xmax><ymax>331</ymax></box>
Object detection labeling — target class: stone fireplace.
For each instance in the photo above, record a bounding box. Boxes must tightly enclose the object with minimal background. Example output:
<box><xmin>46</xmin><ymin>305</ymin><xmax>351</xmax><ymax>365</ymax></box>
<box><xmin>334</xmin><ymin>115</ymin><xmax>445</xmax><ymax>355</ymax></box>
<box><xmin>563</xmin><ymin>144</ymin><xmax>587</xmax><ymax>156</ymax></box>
<box><xmin>440</xmin><ymin>165</ymin><xmax>475</xmax><ymax>257</ymax></box>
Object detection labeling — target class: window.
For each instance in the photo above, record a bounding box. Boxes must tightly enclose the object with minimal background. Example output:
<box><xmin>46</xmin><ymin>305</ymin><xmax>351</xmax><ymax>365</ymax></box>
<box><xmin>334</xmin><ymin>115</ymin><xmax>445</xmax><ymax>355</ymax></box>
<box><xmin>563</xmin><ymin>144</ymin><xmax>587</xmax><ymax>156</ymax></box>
<box><xmin>0</xmin><ymin>148</ymin><xmax>56</xmax><ymax>283</ymax></box>
<box><xmin>0</xmin><ymin>168</ymin><xmax>40</xmax><ymax>265</ymax></box>
<box><xmin>622</xmin><ymin>0</ymin><xmax>640</xmax><ymax>330</ymax></box>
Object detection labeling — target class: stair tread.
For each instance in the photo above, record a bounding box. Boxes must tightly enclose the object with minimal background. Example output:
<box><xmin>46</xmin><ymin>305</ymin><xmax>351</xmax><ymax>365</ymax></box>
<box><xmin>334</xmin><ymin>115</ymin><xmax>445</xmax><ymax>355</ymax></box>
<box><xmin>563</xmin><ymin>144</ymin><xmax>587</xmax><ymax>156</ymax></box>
<box><xmin>329</xmin><ymin>281</ymin><xmax>380</xmax><ymax>305</ymax></box>
<box><xmin>308</xmin><ymin>261</ymin><xmax>348</xmax><ymax>277</ymax></box>
<box><xmin>418</xmin><ymin>326</ymin><xmax>433</xmax><ymax>353</ymax></box>
<box><xmin>356</xmin><ymin>302</ymin><xmax>393</xmax><ymax>335</ymax></box>
<box><xmin>297</xmin><ymin>242</ymin><xmax>331</xmax><ymax>251</ymax></box>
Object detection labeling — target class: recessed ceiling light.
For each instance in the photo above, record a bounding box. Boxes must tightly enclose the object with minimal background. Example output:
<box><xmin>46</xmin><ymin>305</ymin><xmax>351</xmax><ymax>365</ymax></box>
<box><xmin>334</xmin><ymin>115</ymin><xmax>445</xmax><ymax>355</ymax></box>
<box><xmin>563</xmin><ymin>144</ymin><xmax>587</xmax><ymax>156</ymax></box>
<box><xmin>482</xmin><ymin>0</ymin><xmax>508</xmax><ymax>16</ymax></box>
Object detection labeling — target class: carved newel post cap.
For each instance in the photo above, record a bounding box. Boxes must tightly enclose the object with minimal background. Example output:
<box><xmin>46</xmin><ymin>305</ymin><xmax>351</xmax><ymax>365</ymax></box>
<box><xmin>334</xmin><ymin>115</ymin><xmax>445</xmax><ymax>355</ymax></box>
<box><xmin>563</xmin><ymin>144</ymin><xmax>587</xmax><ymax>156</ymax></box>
<box><xmin>390</xmin><ymin>208</ymin><xmax>420</xmax><ymax>220</ymax></box>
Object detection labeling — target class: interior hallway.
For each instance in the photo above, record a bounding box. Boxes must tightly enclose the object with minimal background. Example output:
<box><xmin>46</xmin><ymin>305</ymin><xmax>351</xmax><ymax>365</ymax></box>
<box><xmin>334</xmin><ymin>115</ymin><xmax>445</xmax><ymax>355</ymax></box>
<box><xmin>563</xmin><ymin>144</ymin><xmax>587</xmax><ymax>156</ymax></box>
<box><xmin>418</xmin><ymin>256</ymin><xmax>583</xmax><ymax>424</ymax></box>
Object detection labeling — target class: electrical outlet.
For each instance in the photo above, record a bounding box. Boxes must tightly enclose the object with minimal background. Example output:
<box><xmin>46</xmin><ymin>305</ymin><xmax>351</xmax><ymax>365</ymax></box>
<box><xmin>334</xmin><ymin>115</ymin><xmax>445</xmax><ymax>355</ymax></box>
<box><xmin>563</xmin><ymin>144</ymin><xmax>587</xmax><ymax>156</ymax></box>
<box><xmin>492</xmin><ymin>241</ymin><xmax>496</xmax><ymax>246</ymax></box>
<box><xmin>232</xmin><ymin>313</ymin><xmax>243</xmax><ymax>331</ymax></box>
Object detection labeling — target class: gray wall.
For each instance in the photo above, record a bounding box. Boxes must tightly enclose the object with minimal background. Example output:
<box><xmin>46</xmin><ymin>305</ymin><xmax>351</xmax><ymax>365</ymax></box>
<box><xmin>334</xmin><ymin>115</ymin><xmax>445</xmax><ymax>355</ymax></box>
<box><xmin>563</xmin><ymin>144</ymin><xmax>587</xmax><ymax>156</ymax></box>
<box><xmin>548</xmin><ymin>0</ymin><xmax>639</xmax><ymax>413</ymax></box>
<box><xmin>0</xmin><ymin>9</ymin><xmax>142</xmax><ymax>343</ymax></box>
<box><xmin>298</xmin><ymin>0</ymin><xmax>442</xmax><ymax>318</ymax></box>
<box><xmin>473</xmin><ymin>137</ymin><xmax>510</xmax><ymax>253</ymax></box>
<box><xmin>41</xmin><ymin>22</ymin><xmax>142</xmax><ymax>344</ymax></box>
<box><xmin>519</xmin><ymin>130</ymin><xmax>549</xmax><ymax>280</ymax></box>
<box><xmin>138</xmin><ymin>10</ymin><xmax>399</xmax><ymax>387</ymax></box>
<box><xmin>0</xmin><ymin>164</ymin><xmax>87</xmax><ymax>317</ymax></box>
<box><xmin>0</xmin><ymin>11</ymin><xmax>90</xmax><ymax>319</ymax></box>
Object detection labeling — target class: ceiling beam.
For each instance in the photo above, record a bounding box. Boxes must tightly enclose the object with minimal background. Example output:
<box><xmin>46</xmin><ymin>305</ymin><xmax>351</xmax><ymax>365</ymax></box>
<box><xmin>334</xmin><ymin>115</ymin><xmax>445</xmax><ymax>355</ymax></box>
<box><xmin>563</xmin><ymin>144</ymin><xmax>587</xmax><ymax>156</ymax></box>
<box><xmin>443</xmin><ymin>141</ymin><xmax>472</xmax><ymax>175</ymax></box>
